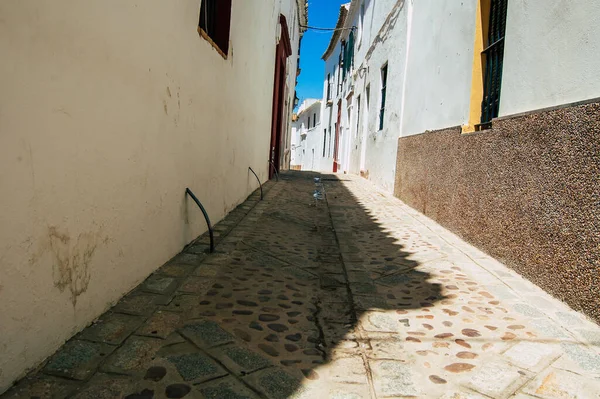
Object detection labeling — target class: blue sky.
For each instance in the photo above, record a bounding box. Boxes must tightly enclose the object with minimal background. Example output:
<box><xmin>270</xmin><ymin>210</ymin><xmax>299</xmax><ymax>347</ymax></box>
<box><xmin>295</xmin><ymin>0</ymin><xmax>348</xmax><ymax>104</ymax></box>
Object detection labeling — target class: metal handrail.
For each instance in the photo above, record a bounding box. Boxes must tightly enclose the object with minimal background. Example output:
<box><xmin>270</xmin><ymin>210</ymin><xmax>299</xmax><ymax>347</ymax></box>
<box><xmin>268</xmin><ymin>160</ymin><xmax>280</xmax><ymax>182</ymax></box>
<box><xmin>185</xmin><ymin>188</ymin><xmax>215</xmax><ymax>253</ymax></box>
<box><xmin>248</xmin><ymin>167</ymin><xmax>263</xmax><ymax>200</ymax></box>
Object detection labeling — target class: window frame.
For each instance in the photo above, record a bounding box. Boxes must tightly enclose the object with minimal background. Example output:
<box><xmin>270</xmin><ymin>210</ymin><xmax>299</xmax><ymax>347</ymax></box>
<box><xmin>379</xmin><ymin>63</ymin><xmax>388</xmax><ymax>131</ymax></box>
<box><xmin>355</xmin><ymin>95</ymin><xmax>361</xmax><ymax>138</ymax></box>
<box><xmin>359</xmin><ymin>2</ymin><xmax>365</xmax><ymax>47</ymax></box>
<box><xmin>198</xmin><ymin>0</ymin><xmax>232</xmax><ymax>59</ymax></box>
<box><xmin>479</xmin><ymin>0</ymin><xmax>508</xmax><ymax>126</ymax></box>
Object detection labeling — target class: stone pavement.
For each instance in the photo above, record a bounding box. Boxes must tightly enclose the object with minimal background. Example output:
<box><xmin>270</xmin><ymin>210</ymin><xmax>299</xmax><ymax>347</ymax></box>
<box><xmin>3</xmin><ymin>171</ymin><xmax>600</xmax><ymax>399</ymax></box>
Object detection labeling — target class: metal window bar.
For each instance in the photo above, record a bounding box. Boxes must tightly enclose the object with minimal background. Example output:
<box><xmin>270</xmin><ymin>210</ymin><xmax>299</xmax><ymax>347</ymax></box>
<box><xmin>480</xmin><ymin>0</ymin><xmax>508</xmax><ymax>125</ymax></box>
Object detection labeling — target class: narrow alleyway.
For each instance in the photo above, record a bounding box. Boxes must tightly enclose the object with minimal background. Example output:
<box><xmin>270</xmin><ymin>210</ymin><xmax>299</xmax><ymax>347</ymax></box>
<box><xmin>5</xmin><ymin>172</ymin><xmax>600</xmax><ymax>399</ymax></box>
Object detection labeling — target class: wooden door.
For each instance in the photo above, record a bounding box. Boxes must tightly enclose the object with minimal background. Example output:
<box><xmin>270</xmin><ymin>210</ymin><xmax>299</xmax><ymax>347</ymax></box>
<box><xmin>269</xmin><ymin>15</ymin><xmax>292</xmax><ymax>179</ymax></box>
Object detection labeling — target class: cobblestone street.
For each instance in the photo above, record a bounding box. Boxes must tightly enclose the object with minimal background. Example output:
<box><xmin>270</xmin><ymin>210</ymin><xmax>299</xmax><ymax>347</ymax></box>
<box><xmin>4</xmin><ymin>172</ymin><xmax>600</xmax><ymax>399</ymax></box>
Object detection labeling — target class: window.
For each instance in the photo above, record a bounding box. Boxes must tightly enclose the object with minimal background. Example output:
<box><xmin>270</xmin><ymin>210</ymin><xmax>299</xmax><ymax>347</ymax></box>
<box><xmin>359</xmin><ymin>3</ymin><xmax>365</xmax><ymax>45</ymax></box>
<box><xmin>326</xmin><ymin>73</ymin><xmax>332</xmax><ymax>101</ymax></box>
<box><xmin>340</xmin><ymin>42</ymin><xmax>346</xmax><ymax>82</ymax></box>
<box><xmin>323</xmin><ymin>129</ymin><xmax>327</xmax><ymax>157</ymax></box>
<box><xmin>355</xmin><ymin>95</ymin><xmax>361</xmax><ymax>138</ymax></box>
<box><xmin>331</xmin><ymin>123</ymin><xmax>336</xmax><ymax>157</ymax></box>
<box><xmin>344</xmin><ymin>31</ymin><xmax>355</xmax><ymax>78</ymax></box>
<box><xmin>480</xmin><ymin>0</ymin><xmax>508</xmax><ymax>125</ymax></box>
<box><xmin>379</xmin><ymin>64</ymin><xmax>388</xmax><ymax>130</ymax></box>
<box><xmin>198</xmin><ymin>0</ymin><xmax>232</xmax><ymax>57</ymax></box>
<box><xmin>336</xmin><ymin>61</ymin><xmax>341</xmax><ymax>96</ymax></box>
<box><xmin>313</xmin><ymin>113</ymin><xmax>316</xmax><ymax>127</ymax></box>
<box><xmin>327</xmin><ymin>126</ymin><xmax>331</xmax><ymax>158</ymax></box>
<box><xmin>308</xmin><ymin>116</ymin><xmax>311</xmax><ymax>129</ymax></box>
<box><xmin>341</xmin><ymin>41</ymin><xmax>347</xmax><ymax>81</ymax></box>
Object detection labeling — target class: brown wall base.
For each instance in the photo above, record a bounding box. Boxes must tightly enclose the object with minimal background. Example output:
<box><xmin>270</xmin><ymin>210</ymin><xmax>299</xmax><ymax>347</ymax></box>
<box><xmin>394</xmin><ymin>101</ymin><xmax>600</xmax><ymax>323</ymax></box>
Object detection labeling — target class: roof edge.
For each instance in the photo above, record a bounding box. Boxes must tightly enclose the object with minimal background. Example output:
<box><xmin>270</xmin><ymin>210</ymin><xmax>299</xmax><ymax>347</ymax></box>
<box><xmin>321</xmin><ymin>4</ymin><xmax>349</xmax><ymax>60</ymax></box>
<box><xmin>296</xmin><ymin>99</ymin><xmax>322</xmax><ymax>116</ymax></box>
<box><xmin>297</xmin><ymin>0</ymin><xmax>308</xmax><ymax>34</ymax></box>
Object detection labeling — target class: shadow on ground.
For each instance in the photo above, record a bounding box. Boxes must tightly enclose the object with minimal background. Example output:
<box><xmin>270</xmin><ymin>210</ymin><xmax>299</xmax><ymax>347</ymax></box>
<box><xmin>3</xmin><ymin>171</ymin><xmax>446</xmax><ymax>398</ymax></box>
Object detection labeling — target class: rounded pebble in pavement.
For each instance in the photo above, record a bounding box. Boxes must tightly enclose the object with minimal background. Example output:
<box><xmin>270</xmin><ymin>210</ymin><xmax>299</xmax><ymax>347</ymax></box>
<box><xmin>259</xmin><ymin>314</ymin><xmax>280</xmax><ymax>322</ymax></box>
<box><xmin>302</xmin><ymin>369</ymin><xmax>320</xmax><ymax>380</ymax></box>
<box><xmin>429</xmin><ymin>375</ymin><xmax>447</xmax><ymax>384</ymax></box>
<box><xmin>258</xmin><ymin>344</ymin><xmax>279</xmax><ymax>357</ymax></box>
<box><xmin>444</xmin><ymin>363</ymin><xmax>476</xmax><ymax>373</ymax></box>
<box><xmin>165</xmin><ymin>384</ymin><xmax>191</xmax><ymax>398</ymax></box>
<box><xmin>144</xmin><ymin>366</ymin><xmax>167</xmax><ymax>382</ymax></box>
<box><xmin>267</xmin><ymin>323</ymin><xmax>288</xmax><ymax>332</ymax></box>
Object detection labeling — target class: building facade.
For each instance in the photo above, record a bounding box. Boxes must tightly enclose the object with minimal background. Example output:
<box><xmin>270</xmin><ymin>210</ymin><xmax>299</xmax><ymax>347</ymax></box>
<box><xmin>290</xmin><ymin>99</ymin><xmax>322</xmax><ymax>171</ymax></box>
<box><xmin>0</xmin><ymin>0</ymin><xmax>306</xmax><ymax>392</ymax></box>
<box><xmin>320</xmin><ymin>0</ymin><xmax>600</xmax><ymax>322</ymax></box>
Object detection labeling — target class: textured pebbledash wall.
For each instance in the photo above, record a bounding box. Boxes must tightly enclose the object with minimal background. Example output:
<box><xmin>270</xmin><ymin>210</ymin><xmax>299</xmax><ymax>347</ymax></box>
<box><xmin>394</xmin><ymin>101</ymin><xmax>600</xmax><ymax>323</ymax></box>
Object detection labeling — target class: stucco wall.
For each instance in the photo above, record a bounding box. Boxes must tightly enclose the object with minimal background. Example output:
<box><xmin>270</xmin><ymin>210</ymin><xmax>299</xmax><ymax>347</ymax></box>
<box><xmin>500</xmin><ymin>0</ymin><xmax>600</xmax><ymax>116</ymax></box>
<box><xmin>352</xmin><ymin>0</ymin><xmax>408</xmax><ymax>191</ymax></box>
<box><xmin>394</xmin><ymin>101</ymin><xmax>600</xmax><ymax>323</ymax></box>
<box><xmin>0</xmin><ymin>0</ymin><xmax>300</xmax><ymax>392</ymax></box>
<box><xmin>325</xmin><ymin>0</ymin><xmax>476</xmax><ymax>192</ymax></box>
<box><xmin>291</xmin><ymin>100</ymin><xmax>322</xmax><ymax>171</ymax></box>
<box><xmin>401</xmin><ymin>0</ymin><xmax>476</xmax><ymax>136</ymax></box>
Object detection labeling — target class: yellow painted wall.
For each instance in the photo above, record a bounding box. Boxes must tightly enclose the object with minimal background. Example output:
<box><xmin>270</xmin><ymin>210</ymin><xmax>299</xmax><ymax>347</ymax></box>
<box><xmin>463</xmin><ymin>0</ymin><xmax>489</xmax><ymax>133</ymax></box>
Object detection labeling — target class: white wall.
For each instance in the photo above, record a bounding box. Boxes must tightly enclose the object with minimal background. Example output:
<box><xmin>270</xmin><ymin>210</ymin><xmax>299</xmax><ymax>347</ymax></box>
<box><xmin>291</xmin><ymin>99</ymin><xmax>322</xmax><ymax>171</ymax></box>
<box><xmin>348</xmin><ymin>0</ymin><xmax>407</xmax><ymax>191</ymax></box>
<box><xmin>319</xmin><ymin>41</ymin><xmax>345</xmax><ymax>172</ymax></box>
<box><xmin>0</xmin><ymin>0</ymin><xmax>302</xmax><ymax>392</ymax></box>
<box><xmin>499</xmin><ymin>0</ymin><xmax>600</xmax><ymax>116</ymax></box>
<box><xmin>320</xmin><ymin>0</ymin><xmax>600</xmax><ymax>193</ymax></box>
<box><xmin>401</xmin><ymin>0</ymin><xmax>477</xmax><ymax>136</ymax></box>
<box><xmin>321</xmin><ymin>0</ymin><xmax>477</xmax><ymax>192</ymax></box>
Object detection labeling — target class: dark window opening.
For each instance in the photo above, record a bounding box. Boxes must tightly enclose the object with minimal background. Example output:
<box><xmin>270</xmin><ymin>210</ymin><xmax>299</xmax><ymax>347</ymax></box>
<box><xmin>379</xmin><ymin>64</ymin><xmax>388</xmax><ymax>131</ymax></box>
<box><xmin>480</xmin><ymin>0</ymin><xmax>508</xmax><ymax>125</ymax></box>
<box><xmin>327</xmin><ymin>73</ymin><xmax>332</xmax><ymax>101</ymax></box>
<box><xmin>323</xmin><ymin>129</ymin><xmax>327</xmax><ymax>157</ymax></box>
<box><xmin>199</xmin><ymin>0</ymin><xmax>232</xmax><ymax>56</ymax></box>
<box><xmin>356</xmin><ymin>95</ymin><xmax>361</xmax><ymax>137</ymax></box>
<box><xmin>344</xmin><ymin>31</ymin><xmax>355</xmax><ymax>79</ymax></box>
<box><xmin>313</xmin><ymin>113</ymin><xmax>316</xmax><ymax>127</ymax></box>
<box><xmin>339</xmin><ymin>42</ymin><xmax>346</xmax><ymax>82</ymax></box>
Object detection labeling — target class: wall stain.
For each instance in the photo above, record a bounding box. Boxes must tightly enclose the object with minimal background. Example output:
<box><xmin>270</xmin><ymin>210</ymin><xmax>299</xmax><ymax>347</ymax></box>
<box><xmin>46</xmin><ymin>226</ymin><xmax>103</xmax><ymax>307</ymax></box>
<box><xmin>166</xmin><ymin>86</ymin><xmax>172</xmax><ymax>98</ymax></box>
<box><xmin>364</xmin><ymin>0</ymin><xmax>405</xmax><ymax>64</ymax></box>
<box><xmin>52</xmin><ymin>107</ymin><xmax>73</xmax><ymax>118</ymax></box>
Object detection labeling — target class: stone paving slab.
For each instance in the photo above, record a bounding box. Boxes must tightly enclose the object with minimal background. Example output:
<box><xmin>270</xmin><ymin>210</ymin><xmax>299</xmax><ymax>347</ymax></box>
<box><xmin>2</xmin><ymin>173</ymin><xmax>600</xmax><ymax>399</ymax></box>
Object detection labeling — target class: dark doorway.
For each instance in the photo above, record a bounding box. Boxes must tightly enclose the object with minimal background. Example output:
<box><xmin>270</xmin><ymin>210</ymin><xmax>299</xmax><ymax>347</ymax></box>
<box><xmin>333</xmin><ymin>100</ymin><xmax>342</xmax><ymax>172</ymax></box>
